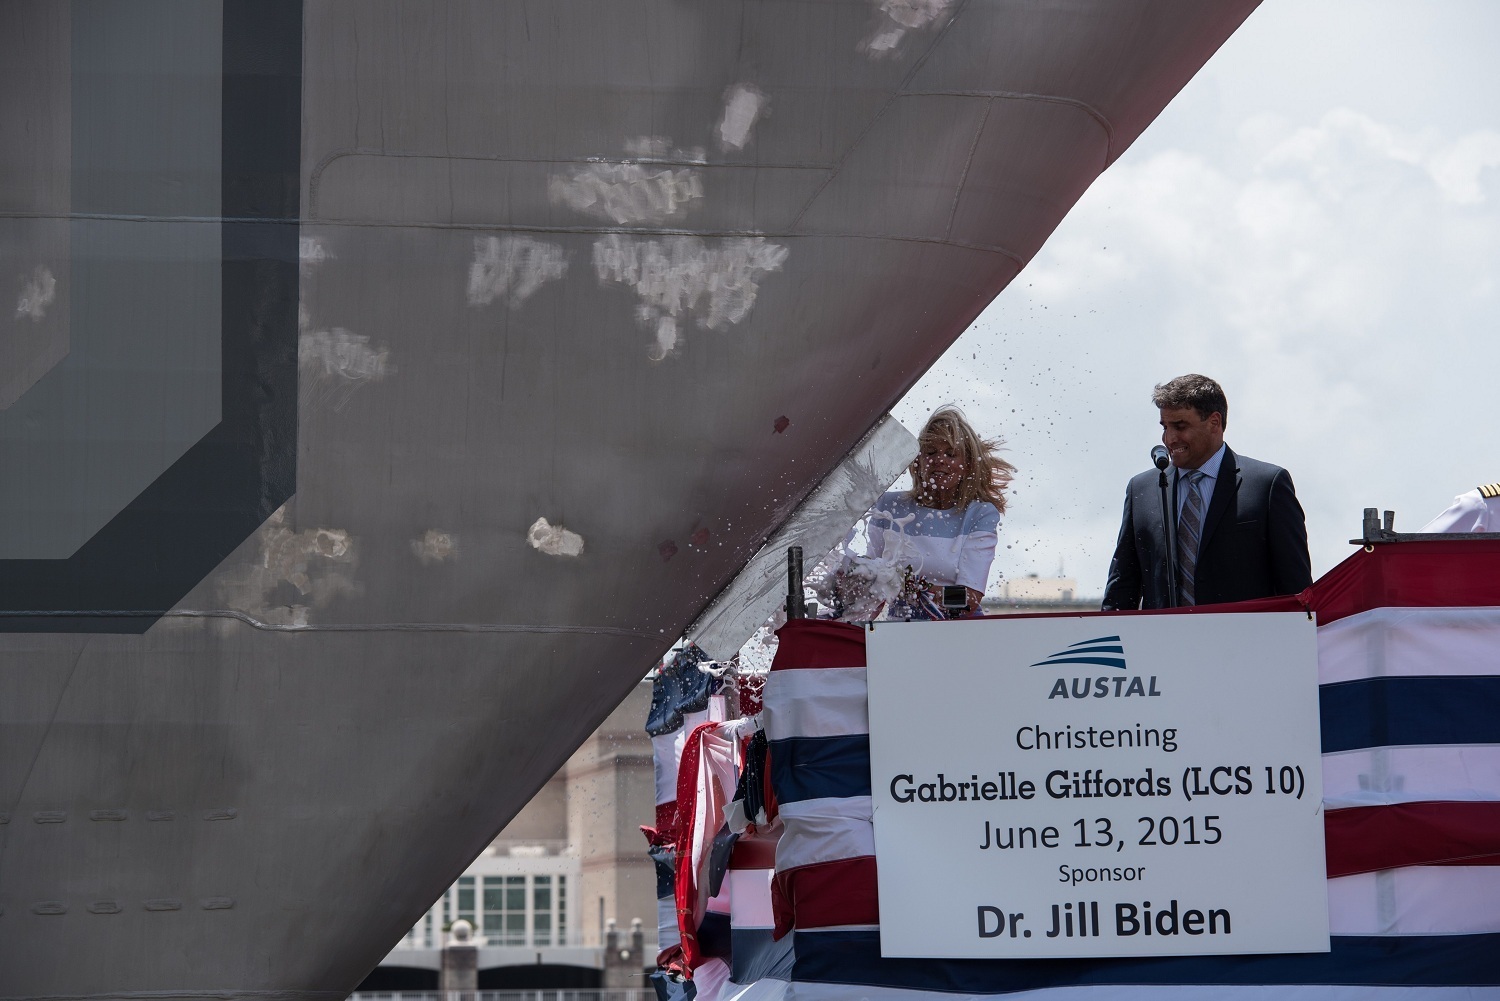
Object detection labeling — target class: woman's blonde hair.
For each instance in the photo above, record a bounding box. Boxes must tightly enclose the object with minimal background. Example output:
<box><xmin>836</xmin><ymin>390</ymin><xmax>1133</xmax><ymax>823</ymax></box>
<box><xmin>909</xmin><ymin>406</ymin><xmax>1016</xmax><ymax>514</ymax></box>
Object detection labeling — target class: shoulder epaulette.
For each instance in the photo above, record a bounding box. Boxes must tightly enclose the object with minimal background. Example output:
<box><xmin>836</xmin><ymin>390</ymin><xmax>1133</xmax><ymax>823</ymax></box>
<box><xmin>1479</xmin><ymin>483</ymin><xmax>1500</xmax><ymax>499</ymax></box>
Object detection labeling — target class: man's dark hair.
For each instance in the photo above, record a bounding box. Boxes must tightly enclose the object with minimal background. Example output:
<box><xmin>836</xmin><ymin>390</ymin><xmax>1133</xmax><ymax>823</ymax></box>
<box><xmin>1152</xmin><ymin>374</ymin><xmax>1228</xmax><ymax>428</ymax></box>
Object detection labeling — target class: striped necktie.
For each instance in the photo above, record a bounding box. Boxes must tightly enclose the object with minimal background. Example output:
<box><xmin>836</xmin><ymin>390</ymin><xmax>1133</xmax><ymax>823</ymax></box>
<box><xmin>1177</xmin><ymin>469</ymin><xmax>1207</xmax><ymax>606</ymax></box>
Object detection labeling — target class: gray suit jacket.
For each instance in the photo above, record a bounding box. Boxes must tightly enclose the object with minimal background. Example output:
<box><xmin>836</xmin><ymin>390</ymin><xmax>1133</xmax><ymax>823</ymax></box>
<box><xmin>1101</xmin><ymin>445</ymin><xmax>1312</xmax><ymax>610</ymax></box>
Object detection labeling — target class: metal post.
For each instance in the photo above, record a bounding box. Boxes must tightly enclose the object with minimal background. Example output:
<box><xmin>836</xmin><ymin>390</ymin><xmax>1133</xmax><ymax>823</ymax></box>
<box><xmin>786</xmin><ymin>546</ymin><xmax>804</xmax><ymax>619</ymax></box>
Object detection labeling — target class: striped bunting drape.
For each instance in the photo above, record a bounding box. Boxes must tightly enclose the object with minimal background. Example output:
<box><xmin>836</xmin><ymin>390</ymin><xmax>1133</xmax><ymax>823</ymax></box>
<box><xmin>708</xmin><ymin>540</ymin><xmax>1500</xmax><ymax>1000</ymax></box>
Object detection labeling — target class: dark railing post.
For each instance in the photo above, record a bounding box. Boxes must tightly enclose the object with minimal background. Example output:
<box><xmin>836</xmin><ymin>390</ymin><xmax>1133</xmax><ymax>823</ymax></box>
<box><xmin>786</xmin><ymin>546</ymin><xmax>804</xmax><ymax>619</ymax></box>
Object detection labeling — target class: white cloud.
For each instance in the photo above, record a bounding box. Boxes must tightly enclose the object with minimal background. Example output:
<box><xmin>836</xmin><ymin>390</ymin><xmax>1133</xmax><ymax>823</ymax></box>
<box><xmin>1426</xmin><ymin>131</ymin><xmax>1500</xmax><ymax>205</ymax></box>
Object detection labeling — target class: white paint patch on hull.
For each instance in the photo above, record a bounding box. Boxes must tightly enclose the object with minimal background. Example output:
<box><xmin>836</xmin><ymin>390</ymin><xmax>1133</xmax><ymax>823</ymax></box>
<box><xmin>411</xmin><ymin>529</ymin><xmax>459</xmax><ymax>564</ymax></box>
<box><xmin>527</xmin><ymin>517</ymin><xmax>585</xmax><ymax>558</ymax></box>
<box><xmin>15</xmin><ymin>266</ymin><xmax>56</xmax><ymax>321</ymax></box>
<box><xmin>549</xmin><ymin>137</ymin><xmax>705</xmax><ymax>225</ymax></box>
<box><xmin>299</xmin><ymin>328</ymin><xmax>393</xmax><ymax>412</ymax></box>
<box><xmin>861</xmin><ymin>0</ymin><xmax>956</xmax><ymax>57</ymax></box>
<box><xmin>299</xmin><ymin>236</ymin><xmax>331</xmax><ymax>268</ymax></box>
<box><xmin>467</xmin><ymin>235</ymin><xmax>568</xmax><ymax>308</ymax></box>
<box><xmin>718</xmin><ymin>84</ymin><xmax>767</xmax><ymax>151</ymax></box>
<box><xmin>592</xmin><ymin>235</ymin><xmax>789</xmax><ymax>360</ymax></box>
<box><xmin>216</xmin><ymin>506</ymin><xmax>359</xmax><ymax>626</ymax></box>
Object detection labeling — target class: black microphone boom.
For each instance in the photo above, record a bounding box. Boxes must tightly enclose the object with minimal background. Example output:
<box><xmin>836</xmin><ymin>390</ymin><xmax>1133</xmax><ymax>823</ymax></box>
<box><xmin>1152</xmin><ymin>444</ymin><xmax>1179</xmax><ymax>607</ymax></box>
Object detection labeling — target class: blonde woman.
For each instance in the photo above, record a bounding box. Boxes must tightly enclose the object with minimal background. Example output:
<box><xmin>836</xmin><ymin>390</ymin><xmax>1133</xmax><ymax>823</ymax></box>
<box><xmin>864</xmin><ymin>407</ymin><xmax>1015</xmax><ymax>615</ymax></box>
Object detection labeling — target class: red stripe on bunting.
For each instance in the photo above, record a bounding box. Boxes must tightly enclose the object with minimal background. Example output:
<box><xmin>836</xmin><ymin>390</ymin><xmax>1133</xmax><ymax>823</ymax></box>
<box><xmin>771</xmin><ymin>619</ymin><xmax>868</xmax><ymax>670</ymax></box>
<box><xmin>1307</xmin><ymin>539</ymin><xmax>1500</xmax><ymax>625</ymax></box>
<box><xmin>1325</xmin><ymin>801</ymin><xmax>1500</xmax><ymax>877</ymax></box>
<box><xmin>730</xmin><ymin>835</ymin><xmax>780</xmax><ymax>870</ymax></box>
<box><xmin>640</xmin><ymin>800</ymin><xmax>679</xmax><ymax>848</ymax></box>
<box><xmin>771</xmin><ymin>856</ymin><xmax>879</xmax><ymax>937</ymax></box>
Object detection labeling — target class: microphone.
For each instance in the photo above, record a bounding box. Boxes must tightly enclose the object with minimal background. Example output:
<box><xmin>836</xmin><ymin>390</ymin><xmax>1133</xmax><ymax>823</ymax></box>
<box><xmin>1152</xmin><ymin>444</ymin><xmax>1179</xmax><ymax>607</ymax></box>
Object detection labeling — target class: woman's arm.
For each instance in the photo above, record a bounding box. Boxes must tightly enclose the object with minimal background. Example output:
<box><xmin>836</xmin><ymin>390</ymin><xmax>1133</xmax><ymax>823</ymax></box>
<box><xmin>954</xmin><ymin>502</ymin><xmax>1001</xmax><ymax>604</ymax></box>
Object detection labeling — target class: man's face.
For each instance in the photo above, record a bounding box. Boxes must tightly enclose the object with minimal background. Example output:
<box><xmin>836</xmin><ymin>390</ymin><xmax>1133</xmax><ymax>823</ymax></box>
<box><xmin>1159</xmin><ymin>406</ymin><xmax>1223</xmax><ymax>470</ymax></box>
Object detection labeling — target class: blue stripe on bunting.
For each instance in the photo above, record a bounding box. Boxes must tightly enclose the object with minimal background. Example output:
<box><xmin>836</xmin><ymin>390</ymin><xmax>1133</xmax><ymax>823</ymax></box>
<box><xmin>792</xmin><ymin>930</ymin><xmax>1500</xmax><ymax>992</ymax></box>
<box><xmin>648</xmin><ymin>843</ymin><xmax>675</xmax><ymax>900</ymax></box>
<box><xmin>698</xmin><ymin>910</ymin><xmax>732</xmax><ymax>960</ymax></box>
<box><xmin>730</xmin><ymin>928</ymin><xmax>795</xmax><ymax>986</ymax></box>
<box><xmin>769</xmin><ymin>735</ymin><xmax>871</xmax><ymax>803</ymax></box>
<box><xmin>648</xmin><ymin>970</ymin><xmax>697</xmax><ymax>1001</ymax></box>
<box><xmin>1320</xmin><ymin>676</ymin><xmax>1500</xmax><ymax>753</ymax></box>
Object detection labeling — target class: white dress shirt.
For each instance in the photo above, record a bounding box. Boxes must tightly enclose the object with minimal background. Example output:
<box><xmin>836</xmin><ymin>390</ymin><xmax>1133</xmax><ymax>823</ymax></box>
<box><xmin>1175</xmin><ymin>443</ymin><xmax>1228</xmax><ymax>518</ymax></box>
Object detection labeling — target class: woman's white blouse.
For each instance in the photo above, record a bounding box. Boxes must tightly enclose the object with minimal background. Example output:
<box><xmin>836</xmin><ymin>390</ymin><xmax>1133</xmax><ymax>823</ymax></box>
<box><xmin>864</xmin><ymin>491</ymin><xmax>1001</xmax><ymax>592</ymax></box>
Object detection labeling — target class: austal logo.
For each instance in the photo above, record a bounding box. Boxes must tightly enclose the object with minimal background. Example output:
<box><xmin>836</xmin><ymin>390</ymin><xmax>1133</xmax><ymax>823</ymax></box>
<box><xmin>1031</xmin><ymin>635</ymin><xmax>1126</xmax><ymax>671</ymax></box>
<box><xmin>1032</xmin><ymin>635</ymin><xmax>1161</xmax><ymax>700</ymax></box>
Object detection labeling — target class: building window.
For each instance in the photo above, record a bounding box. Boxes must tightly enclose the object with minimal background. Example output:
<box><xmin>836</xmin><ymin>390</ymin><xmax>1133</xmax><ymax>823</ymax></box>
<box><xmin>482</xmin><ymin>875</ymin><xmax>527</xmax><ymax>945</ymax></box>
<box><xmin>456</xmin><ymin>875</ymin><xmax>476</xmax><ymax>928</ymax></box>
<box><xmin>533</xmin><ymin>876</ymin><xmax>552</xmax><ymax>946</ymax></box>
<box><xmin>409</xmin><ymin>870</ymin><xmax>571</xmax><ymax>949</ymax></box>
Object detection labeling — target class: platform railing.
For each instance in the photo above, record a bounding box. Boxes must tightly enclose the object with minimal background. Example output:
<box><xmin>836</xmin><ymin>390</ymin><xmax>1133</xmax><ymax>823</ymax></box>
<box><xmin>350</xmin><ymin>991</ymin><xmax>651</xmax><ymax>1001</ymax></box>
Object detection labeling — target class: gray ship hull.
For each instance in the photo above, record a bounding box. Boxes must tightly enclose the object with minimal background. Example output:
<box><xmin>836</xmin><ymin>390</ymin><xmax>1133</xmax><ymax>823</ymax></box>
<box><xmin>0</xmin><ymin>0</ymin><xmax>1258</xmax><ymax>995</ymax></box>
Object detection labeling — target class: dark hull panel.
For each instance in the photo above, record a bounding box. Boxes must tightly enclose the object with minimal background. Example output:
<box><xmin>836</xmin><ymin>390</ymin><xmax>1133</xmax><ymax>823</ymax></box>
<box><xmin>0</xmin><ymin>0</ymin><xmax>1258</xmax><ymax>995</ymax></box>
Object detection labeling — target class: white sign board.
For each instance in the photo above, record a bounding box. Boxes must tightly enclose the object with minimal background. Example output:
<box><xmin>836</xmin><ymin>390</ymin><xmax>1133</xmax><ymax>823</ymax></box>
<box><xmin>866</xmin><ymin>612</ymin><xmax>1328</xmax><ymax>959</ymax></box>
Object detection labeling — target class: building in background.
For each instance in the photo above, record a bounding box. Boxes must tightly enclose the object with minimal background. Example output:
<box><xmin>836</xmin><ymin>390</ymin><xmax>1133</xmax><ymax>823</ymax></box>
<box><xmin>985</xmin><ymin>573</ymin><xmax>1098</xmax><ymax>613</ymax></box>
<box><xmin>361</xmin><ymin>679</ymin><xmax>658</xmax><ymax>991</ymax></box>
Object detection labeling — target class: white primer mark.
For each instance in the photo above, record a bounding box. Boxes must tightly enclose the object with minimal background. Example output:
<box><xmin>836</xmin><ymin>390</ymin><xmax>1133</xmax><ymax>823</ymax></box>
<box><xmin>624</xmin><ymin>136</ymin><xmax>706</xmax><ymax>163</ymax></box>
<box><xmin>467</xmin><ymin>236</ymin><xmax>568</xmax><ymax>308</ymax></box>
<box><xmin>860</xmin><ymin>0</ymin><xmax>956</xmax><ymax>57</ymax></box>
<box><xmin>549</xmin><ymin>137</ymin><xmax>705</xmax><ymax>225</ymax></box>
<box><xmin>718</xmin><ymin>84</ymin><xmax>767</xmax><ymax>151</ymax></box>
<box><xmin>15</xmin><ymin>266</ymin><xmax>56</xmax><ymax>321</ymax></box>
<box><xmin>411</xmin><ymin>529</ymin><xmax>459</xmax><ymax>564</ymax></box>
<box><xmin>299</xmin><ymin>236</ymin><xmax>330</xmax><ymax>267</ymax></box>
<box><xmin>527</xmin><ymin>517</ymin><xmax>584</xmax><ymax>558</ymax></box>
<box><xmin>882</xmin><ymin>0</ymin><xmax>954</xmax><ymax>29</ymax></box>
<box><xmin>217</xmin><ymin>506</ymin><xmax>359</xmax><ymax>626</ymax></box>
<box><xmin>299</xmin><ymin>328</ymin><xmax>392</xmax><ymax>411</ymax></box>
<box><xmin>593</xmin><ymin>235</ymin><xmax>789</xmax><ymax>360</ymax></box>
<box><xmin>297</xmin><ymin>235</ymin><xmax>332</xmax><ymax>363</ymax></box>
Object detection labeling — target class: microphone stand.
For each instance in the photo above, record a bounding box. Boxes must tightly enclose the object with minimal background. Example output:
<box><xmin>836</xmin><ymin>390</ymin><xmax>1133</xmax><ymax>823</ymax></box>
<box><xmin>1158</xmin><ymin>466</ymin><xmax>1179</xmax><ymax>608</ymax></box>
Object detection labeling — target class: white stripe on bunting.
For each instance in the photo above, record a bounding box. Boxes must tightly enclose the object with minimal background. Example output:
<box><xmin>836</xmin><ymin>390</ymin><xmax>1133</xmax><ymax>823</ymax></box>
<box><xmin>763</xmin><ymin>667</ymin><xmax>869</xmax><ymax>740</ymax></box>
<box><xmin>653</xmin><ymin>708</ymin><xmax>712</xmax><ymax>805</ymax></box>
<box><xmin>1318</xmin><ymin>607</ymin><xmax>1500</xmax><ymax>684</ymax></box>
<box><xmin>658</xmin><ymin>895</ymin><xmax>680</xmax><ymax>950</ymax></box>
<box><xmin>1323</xmin><ymin>745</ymin><xmax>1500</xmax><ymax>808</ymax></box>
<box><xmin>1328</xmin><ymin>867</ymin><xmax>1500</xmax><ymax>936</ymax></box>
<box><xmin>775</xmin><ymin>796</ymin><xmax>875</xmax><ymax>872</ymax></box>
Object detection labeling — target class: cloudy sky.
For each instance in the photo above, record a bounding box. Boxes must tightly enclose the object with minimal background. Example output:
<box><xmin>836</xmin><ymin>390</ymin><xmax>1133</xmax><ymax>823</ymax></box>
<box><xmin>892</xmin><ymin>0</ymin><xmax>1500</xmax><ymax>598</ymax></box>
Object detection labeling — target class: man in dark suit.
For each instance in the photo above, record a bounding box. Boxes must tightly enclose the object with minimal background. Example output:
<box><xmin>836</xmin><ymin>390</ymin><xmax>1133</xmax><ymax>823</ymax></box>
<box><xmin>1102</xmin><ymin>374</ymin><xmax>1311</xmax><ymax>610</ymax></box>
